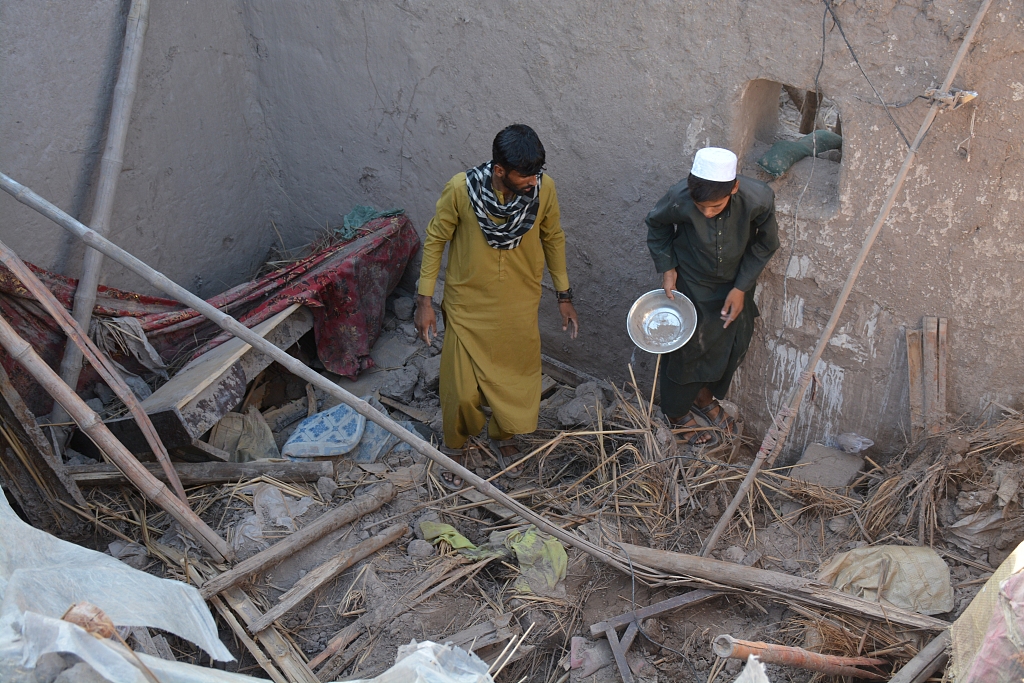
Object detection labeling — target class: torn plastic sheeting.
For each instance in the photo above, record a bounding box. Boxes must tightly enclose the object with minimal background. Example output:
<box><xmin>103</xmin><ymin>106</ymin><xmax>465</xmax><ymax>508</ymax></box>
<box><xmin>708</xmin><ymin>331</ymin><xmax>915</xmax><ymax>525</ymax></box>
<box><xmin>345</xmin><ymin>640</ymin><xmax>492</xmax><ymax>683</ymax></box>
<box><xmin>818</xmin><ymin>545</ymin><xmax>953</xmax><ymax>615</ymax></box>
<box><xmin>0</xmin><ymin>490</ymin><xmax>231</xmax><ymax>675</ymax></box>
<box><xmin>732</xmin><ymin>655</ymin><xmax>770</xmax><ymax>683</ymax></box>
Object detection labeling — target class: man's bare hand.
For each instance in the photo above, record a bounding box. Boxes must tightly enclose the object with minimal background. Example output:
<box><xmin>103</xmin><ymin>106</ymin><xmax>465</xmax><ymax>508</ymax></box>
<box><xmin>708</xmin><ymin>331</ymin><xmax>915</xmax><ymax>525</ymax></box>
<box><xmin>661</xmin><ymin>270</ymin><xmax>677</xmax><ymax>299</ymax></box>
<box><xmin>721</xmin><ymin>288</ymin><xmax>745</xmax><ymax>329</ymax></box>
<box><xmin>559</xmin><ymin>301</ymin><xmax>579</xmax><ymax>339</ymax></box>
<box><xmin>414</xmin><ymin>295</ymin><xmax>437</xmax><ymax>344</ymax></box>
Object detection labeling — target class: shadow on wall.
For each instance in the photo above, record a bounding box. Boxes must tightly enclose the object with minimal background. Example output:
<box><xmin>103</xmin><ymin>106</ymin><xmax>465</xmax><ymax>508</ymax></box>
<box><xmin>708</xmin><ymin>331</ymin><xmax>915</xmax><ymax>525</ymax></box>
<box><xmin>733</xmin><ymin>79</ymin><xmax>844</xmax><ymax>221</ymax></box>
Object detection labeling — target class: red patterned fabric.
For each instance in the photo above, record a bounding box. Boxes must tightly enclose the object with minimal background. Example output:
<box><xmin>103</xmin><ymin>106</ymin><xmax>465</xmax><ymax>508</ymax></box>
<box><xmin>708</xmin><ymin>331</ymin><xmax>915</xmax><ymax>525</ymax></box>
<box><xmin>0</xmin><ymin>215</ymin><xmax>420</xmax><ymax>415</ymax></box>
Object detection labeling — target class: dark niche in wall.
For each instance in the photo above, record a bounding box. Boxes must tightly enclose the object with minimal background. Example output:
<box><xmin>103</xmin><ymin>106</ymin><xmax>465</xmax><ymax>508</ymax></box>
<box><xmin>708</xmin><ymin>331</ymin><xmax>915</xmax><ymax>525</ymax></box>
<box><xmin>735</xmin><ymin>79</ymin><xmax>843</xmax><ymax>220</ymax></box>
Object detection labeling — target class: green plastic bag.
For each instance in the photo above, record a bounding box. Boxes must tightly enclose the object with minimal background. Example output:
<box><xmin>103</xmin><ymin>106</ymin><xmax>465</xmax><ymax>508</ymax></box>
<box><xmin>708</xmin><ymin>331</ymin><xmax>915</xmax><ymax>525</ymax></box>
<box><xmin>757</xmin><ymin>130</ymin><xmax>842</xmax><ymax>177</ymax></box>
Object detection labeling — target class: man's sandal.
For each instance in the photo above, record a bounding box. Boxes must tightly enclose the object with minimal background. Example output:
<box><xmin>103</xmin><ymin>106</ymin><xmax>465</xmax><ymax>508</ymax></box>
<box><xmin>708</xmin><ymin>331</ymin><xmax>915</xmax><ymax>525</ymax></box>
<box><xmin>489</xmin><ymin>438</ymin><xmax>524</xmax><ymax>478</ymax></box>
<box><xmin>438</xmin><ymin>445</ymin><xmax>466</xmax><ymax>490</ymax></box>
<box><xmin>697</xmin><ymin>399</ymin><xmax>738</xmax><ymax>437</ymax></box>
<box><xmin>671</xmin><ymin>410</ymin><xmax>719</xmax><ymax>448</ymax></box>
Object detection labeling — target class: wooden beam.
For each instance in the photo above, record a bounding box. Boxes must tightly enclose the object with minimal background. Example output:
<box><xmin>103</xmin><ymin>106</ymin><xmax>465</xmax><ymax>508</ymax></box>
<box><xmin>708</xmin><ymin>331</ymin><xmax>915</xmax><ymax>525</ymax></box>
<box><xmin>906</xmin><ymin>328</ymin><xmax>925</xmax><ymax>440</ymax></box>
<box><xmin>67</xmin><ymin>460</ymin><xmax>332</xmax><ymax>487</ymax></box>
<box><xmin>200</xmin><ymin>482</ymin><xmax>395</xmax><ymax>599</ymax></box>
<box><xmin>247</xmin><ymin>524</ymin><xmax>407</xmax><ymax>633</ymax></box>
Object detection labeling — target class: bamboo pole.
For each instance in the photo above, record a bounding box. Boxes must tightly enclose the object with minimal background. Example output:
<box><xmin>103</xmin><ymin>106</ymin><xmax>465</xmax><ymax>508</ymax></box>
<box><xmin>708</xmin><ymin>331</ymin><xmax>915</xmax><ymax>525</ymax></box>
<box><xmin>0</xmin><ymin>172</ymin><xmax>635</xmax><ymax>578</ymax></box>
<box><xmin>0</xmin><ymin>238</ymin><xmax>188</xmax><ymax>502</ymax></box>
<box><xmin>700</xmin><ymin>0</ymin><xmax>994</xmax><ymax>557</ymax></box>
<box><xmin>56</xmin><ymin>0</ymin><xmax>150</xmax><ymax>409</ymax></box>
<box><xmin>0</xmin><ymin>314</ymin><xmax>231</xmax><ymax>562</ymax></box>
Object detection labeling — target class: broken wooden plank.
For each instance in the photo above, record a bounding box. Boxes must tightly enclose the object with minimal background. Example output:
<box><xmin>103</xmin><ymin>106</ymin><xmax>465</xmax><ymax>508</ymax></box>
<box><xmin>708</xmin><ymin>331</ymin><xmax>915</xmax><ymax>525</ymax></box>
<box><xmin>106</xmin><ymin>305</ymin><xmax>313</xmax><ymax>451</ymax></box>
<box><xmin>210</xmin><ymin>595</ymin><xmax>288</xmax><ymax>683</ymax></box>
<box><xmin>937</xmin><ymin>317</ymin><xmax>948</xmax><ymax>431</ymax></box>
<box><xmin>200</xmin><ymin>482</ymin><xmax>395</xmax><ymax>599</ymax></box>
<box><xmin>889</xmin><ymin>630</ymin><xmax>950</xmax><ymax>683</ymax></box>
<box><xmin>220</xmin><ymin>586</ymin><xmax>319</xmax><ymax>683</ymax></box>
<box><xmin>540</xmin><ymin>373</ymin><xmax>557</xmax><ymax>396</ymax></box>
<box><xmin>186</xmin><ymin>438</ymin><xmax>231</xmax><ymax>462</ymax></box>
<box><xmin>248</xmin><ymin>523</ymin><xmax>407</xmax><ymax>633</ymax></box>
<box><xmin>906</xmin><ymin>328</ymin><xmax>925</xmax><ymax>440</ymax></box>
<box><xmin>129</xmin><ymin>627</ymin><xmax>175</xmax><ymax>661</ymax></box>
<box><xmin>378</xmin><ymin>395</ymin><xmax>435</xmax><ymax>423</ymax></box>
<box><xmin>922</xmin><ymin>316</ymin><xmax>940</xmax><ymax>434</ymax></box>
<box><xmin>541</xmin><ymin>353</ymin><xmax>599</xmax><ymax>388</ymax></box>
<box><xmin>614</xmin><ymin>543</ymin><xmax>949</xmax><ymax>631</ymax></box>
<box><xmin>431</xmin><ymin>613</ymin><xmax>516</xmax><ymax>651</ymax></box>
<box><xmin>67</xmin><ymin>460</ymin><xmax>332</xmax><ymax>487</ymax></box>
<box><xmin>459</xmin><ymin>487</ymin><xmax>521</xmax><ymax>523</ymax></box>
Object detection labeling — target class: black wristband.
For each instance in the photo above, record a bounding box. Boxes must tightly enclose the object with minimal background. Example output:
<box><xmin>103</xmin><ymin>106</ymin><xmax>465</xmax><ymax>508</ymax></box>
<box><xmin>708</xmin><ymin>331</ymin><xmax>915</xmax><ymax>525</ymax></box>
<box><xmin>556</xmin><ymin>288</ymin><xmax>573</xmax><ymax>303</ymax></box>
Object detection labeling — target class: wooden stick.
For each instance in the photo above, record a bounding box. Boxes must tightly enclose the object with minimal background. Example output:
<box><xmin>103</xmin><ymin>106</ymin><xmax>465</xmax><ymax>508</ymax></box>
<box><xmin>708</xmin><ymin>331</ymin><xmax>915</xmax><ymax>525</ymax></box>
<box><xmin>0</xmin><ymin>314</ymin><xmax>231</xmax><ymax>562</ymax></box>
<box><xmin>200</xmin><ymin>482</ymin><xmax>394</xmax><ymax>598</ymax></box>
<box><xmin>700</xmin><ymin>0</ymin><xmax>995</xmax><ymax>557</ymax></box>
<box><xmin>67</xmin><ymin>460</ymin><xmax>332</xmax><ymax>487</ymax></box>
<box><xmin>888</xmin><ymin>630</ymin><xmax>950</xmax><ymax>683</ymax></box>
<box><xmin>220</xmin><ymin>586</ymin><xmax>319</xmax><ymax>683</ymax></box>
<box><xmin>56</xmin><ymin>0</ymin><xmax>150</xmax><ymax>401</ymax></box>
<box><xmin>0</xmin><ymin>174</ymin><xmax>634</xmax><ymax>580</ymax></box>
<box><xmin>210</xmin><ymin>595</ymin><xmax>289</xmax><ymax>683</ymax></box>
<box><xmin>247</xmin><ymin>523</ymin><xmax>407</xmax><ymax>633</ymax></box>
<box><xmin>613</xmin><ymin>542</ymin><xmax>949</xmax><ymax>631</ymax></box>
<box><xmin>713</xmin><ymin>634</ymin><xmax>885</xmax><ymax>679</ymax></box>
<box><xmin>937</xmin><ymin>318</ymin><xmax>948</xmax><ymax>429</ymax></box>
<box><xmin>0</xmin><ymin>237</ymin><xmax>188</xmax><ymax>502</ymax></box>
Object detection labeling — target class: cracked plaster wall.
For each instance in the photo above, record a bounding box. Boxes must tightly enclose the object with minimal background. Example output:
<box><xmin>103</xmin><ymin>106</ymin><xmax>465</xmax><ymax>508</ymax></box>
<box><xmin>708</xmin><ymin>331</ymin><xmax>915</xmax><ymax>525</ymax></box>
<box><xmin>2</xmin><ymin>0</ymin><xmax>1022</xmax><ymax>457</ymax></box>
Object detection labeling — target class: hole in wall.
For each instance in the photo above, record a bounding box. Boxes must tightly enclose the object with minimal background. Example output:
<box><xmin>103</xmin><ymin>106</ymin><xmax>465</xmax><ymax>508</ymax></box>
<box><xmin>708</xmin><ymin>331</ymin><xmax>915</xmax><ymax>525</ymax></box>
<box><xmin>735</xmin><ymin>79</ymin><xmax>843</xmax><ymax>220</ymax></box>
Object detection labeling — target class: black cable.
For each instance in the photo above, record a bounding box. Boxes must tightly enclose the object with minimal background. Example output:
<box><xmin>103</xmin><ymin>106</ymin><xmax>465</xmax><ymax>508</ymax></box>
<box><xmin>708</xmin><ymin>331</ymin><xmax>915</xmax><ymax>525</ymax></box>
<box><xmin>822</xmin><ymin>0</ymin><xmax>912</xmax><ymax>148</ymax></box>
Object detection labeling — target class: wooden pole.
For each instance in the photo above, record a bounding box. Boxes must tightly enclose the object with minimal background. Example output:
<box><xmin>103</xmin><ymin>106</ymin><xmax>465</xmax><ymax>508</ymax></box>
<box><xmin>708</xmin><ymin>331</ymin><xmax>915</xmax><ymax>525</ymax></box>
<box><xmin>614</xmin><ymin>542</ymin><xmax>948</xmax><ymax>632</ymax></box>
<box><xmin>0</xmin><ymin>238</ymin><xmax>188</xmax><ymax>502</ymax></box>
<box><xmin>0</xmin><ymin>314</ymin><xmax>231</xmax><ymax>562</ymax></box>
<box><xmin>56</xmin><ymin>0</ymin><xmax>150</xmax><ymax>405</ymax></box>
<box><xmin>0</xmin><ymin>173</ymin><xmax>633</xmax><ymax>578</ymax></box>
<box><xmin>700</xmin><ymin>0</ymin><xmax>994</xmax><ymax>557</ymax></box>
<box><xmin>888</xmin><ymin>631</ymin><xmax>950</xmax><ymax>683</ymax></box>
<box><xmin>67</xmin><ymin>459</ymin><xmax>333</xmax><ymax>487</ymax></box>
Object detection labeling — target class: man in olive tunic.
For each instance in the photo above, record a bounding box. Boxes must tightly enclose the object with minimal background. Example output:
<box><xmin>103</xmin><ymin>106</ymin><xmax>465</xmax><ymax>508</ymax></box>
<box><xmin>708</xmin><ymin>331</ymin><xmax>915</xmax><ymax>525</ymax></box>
<box><xmin>415</xmin><ymin>124</ymin><xmax>579</xmax><ymax>487</ymax></box>
<box><xmin>645</xmin><ymin>147</ymin><xmax>779</xmax><ymax>443</ymax></box>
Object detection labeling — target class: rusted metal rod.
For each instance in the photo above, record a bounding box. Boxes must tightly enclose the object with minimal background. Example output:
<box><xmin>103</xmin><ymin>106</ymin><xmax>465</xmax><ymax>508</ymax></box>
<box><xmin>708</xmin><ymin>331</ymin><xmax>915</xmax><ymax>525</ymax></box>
<box><xmin>701</xmin><ymin>0</ymin><xmax>995</xmax><ymax>556</ymax></box>
<box><xmin>713</xmin><ymin>634</ymin><xmax>886</xmax><ymax>680</ymax></box>
<box><xmin>0</xmin><ymin>313</ymin><xmax>231</xmax><ymax>562</ymax></box>
<box><xmin>0</xmin><ymin>238</ymin><xmax>188</xmax><ymax>502</ymax></box>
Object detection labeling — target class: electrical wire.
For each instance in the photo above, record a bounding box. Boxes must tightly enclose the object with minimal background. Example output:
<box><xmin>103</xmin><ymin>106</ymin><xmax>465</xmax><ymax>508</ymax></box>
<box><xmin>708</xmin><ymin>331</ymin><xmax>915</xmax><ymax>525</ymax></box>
<box><xmin>822</xmin><ymin>0</ymin><xmax>912</xmax><ymax>148</ymax></box>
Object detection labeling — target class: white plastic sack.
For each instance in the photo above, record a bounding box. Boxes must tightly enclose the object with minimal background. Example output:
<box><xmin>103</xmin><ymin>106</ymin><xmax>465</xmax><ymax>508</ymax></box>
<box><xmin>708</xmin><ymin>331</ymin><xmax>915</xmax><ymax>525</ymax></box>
<box><xmin>0</xmin><ymin>490</ymin><xmax>232</xmax><ymax>681</ymax></box>
<box><xmin>345</xmin><ymin>640</ymin><xmax>493</xmax><ymax>683</ymax></box>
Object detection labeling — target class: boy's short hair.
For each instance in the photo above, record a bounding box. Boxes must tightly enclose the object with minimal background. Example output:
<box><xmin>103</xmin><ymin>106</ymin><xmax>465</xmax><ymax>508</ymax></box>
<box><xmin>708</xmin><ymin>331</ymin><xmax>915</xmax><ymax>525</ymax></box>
<box><xmin>687</xmin><ymin>173</ymin><xmax>736</xmax><ymax>203</ymax></box>
<box><xmin>493</xmin><ymin>124</ymin><xmax>546</xmax><ymax>176</ymax></box>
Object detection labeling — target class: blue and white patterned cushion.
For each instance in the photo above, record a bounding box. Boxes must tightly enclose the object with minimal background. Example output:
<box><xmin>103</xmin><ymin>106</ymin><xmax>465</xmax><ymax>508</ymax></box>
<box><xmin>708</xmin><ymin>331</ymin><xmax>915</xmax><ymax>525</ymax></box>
<box><xmin>282</xmin><ymin>403</ymin><xmax>367</xmax><ymax>459</ymax></box>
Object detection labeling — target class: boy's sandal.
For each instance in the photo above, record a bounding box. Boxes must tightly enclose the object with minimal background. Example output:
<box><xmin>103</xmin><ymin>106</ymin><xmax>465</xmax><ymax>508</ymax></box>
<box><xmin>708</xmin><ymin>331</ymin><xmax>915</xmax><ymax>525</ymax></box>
<box><xmin>489</xmin><ymin>438</ymin><xmax>524</xmax><ymax>478</ymax></box>
<box><xmin>671</xmin><ymin>410</ymin><xmax>720</xmax><ymax>448</ymax></box>
<box><xmin>438</xmin><ymin>445</ymin><xmax>465</xmax><ymax>490</ymax></box>
<box><xmin>697</xmin><ymin>399</ymin><xmax>738</xmax><ymax>437</ymax></box>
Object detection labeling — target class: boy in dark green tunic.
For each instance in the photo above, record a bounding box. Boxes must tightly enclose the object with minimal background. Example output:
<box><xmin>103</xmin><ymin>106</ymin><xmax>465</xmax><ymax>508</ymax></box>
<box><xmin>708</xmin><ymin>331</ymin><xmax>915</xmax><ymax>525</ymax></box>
<box><xmin>645</xmin><ymin>147</ymin><xmax>779</xmax><ymax>443</ymax></box>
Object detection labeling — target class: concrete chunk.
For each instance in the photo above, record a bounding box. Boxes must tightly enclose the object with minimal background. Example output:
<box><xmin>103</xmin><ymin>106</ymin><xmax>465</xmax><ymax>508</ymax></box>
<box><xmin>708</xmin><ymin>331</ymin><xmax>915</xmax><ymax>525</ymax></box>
<box><xmin>790</xmin><ymin>443</ymin><xmax>864</xmax><ymax>488</ymax></box>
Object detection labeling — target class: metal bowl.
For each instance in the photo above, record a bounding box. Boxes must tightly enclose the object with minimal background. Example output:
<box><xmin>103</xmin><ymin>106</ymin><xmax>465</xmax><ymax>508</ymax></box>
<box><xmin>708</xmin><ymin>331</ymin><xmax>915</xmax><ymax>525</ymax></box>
<box><xmin>626</xmin><ymin>289</ymin><xmax>698</xmax><ymax>354</ymax></box>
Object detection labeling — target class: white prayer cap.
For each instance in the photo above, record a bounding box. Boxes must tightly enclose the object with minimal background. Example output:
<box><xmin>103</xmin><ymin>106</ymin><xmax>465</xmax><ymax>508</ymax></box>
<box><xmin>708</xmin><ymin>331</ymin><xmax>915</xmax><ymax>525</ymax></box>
<box><xmin>690</xmin><ymin>147</ymin><xmax>737</xmax><ymax>182</ymax></box>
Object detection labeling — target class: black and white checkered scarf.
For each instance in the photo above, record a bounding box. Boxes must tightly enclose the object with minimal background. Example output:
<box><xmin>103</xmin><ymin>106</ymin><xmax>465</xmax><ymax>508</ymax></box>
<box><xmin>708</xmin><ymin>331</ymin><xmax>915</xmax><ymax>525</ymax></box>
<box><xmin>465</xmin><ymin>161</ymin><xmax>541</xmax><ymax>250</ymax></box>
